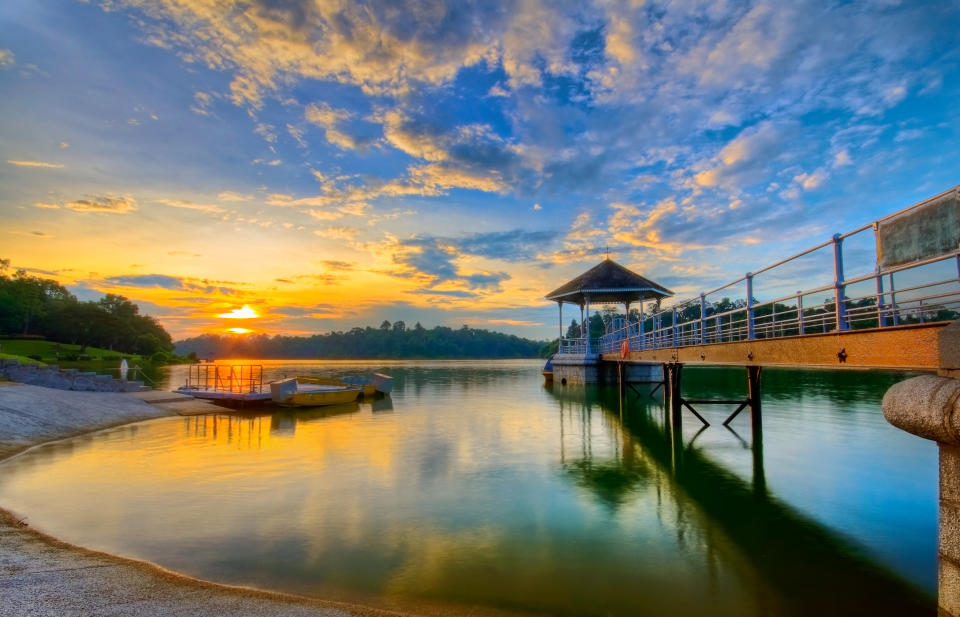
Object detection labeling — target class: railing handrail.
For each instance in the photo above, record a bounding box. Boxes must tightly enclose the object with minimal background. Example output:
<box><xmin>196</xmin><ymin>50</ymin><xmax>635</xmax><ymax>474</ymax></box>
<box><xmin>557</xmin><ymin>187</ymin><xmax>960</xmax><ymax>357</ymax></box>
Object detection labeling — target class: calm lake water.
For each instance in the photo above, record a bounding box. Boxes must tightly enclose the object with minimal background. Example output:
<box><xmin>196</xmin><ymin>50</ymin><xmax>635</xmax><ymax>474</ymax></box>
<box><xmin>0</xmin><ymin>360</ymin><xmax>937</xmax><ymax>616</ymax></box>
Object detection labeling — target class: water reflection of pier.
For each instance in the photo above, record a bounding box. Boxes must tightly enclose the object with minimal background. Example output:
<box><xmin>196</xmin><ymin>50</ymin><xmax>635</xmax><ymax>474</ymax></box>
<box><xmin>546</xmin><ymin>383</ymin><xmax>931</xmax><ymax>617</ymax></box>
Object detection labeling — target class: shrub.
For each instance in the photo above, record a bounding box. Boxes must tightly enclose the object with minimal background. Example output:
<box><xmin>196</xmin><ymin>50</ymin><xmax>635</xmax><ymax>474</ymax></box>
<box><xmin>150</xmin><ymin>351</ymin><xmax>170</xmax><ymax>364</ymax></box>
<box><xmin>27</xmin><ymin>354</ymin><xmax>42</xmax><ymax>361</ymax></box>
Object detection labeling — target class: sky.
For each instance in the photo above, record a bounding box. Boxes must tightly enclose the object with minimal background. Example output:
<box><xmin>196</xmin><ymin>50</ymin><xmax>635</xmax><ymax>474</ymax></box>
<box><xmin>1</xmin><ymin>0</ymin><xmax>959</xmax><ymax>341</ymax></box>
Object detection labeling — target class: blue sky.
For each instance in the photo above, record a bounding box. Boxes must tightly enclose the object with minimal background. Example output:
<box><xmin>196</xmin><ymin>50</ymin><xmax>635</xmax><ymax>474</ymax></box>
<box><xmin>1</xmin><ymin>0</ymin><xmax>959</xmax><ymax>340</ymax></box>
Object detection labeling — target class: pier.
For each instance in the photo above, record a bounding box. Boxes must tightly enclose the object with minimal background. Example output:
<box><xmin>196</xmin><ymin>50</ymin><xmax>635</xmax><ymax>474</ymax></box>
<box><xmin>548</xmin><ymin>185</ymin><xmax>960</xmax><ymax>615</ymax></box>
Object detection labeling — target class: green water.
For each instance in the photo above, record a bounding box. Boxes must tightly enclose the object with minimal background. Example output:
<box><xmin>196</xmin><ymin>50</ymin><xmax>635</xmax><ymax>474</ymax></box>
<box><xmin>0</xmin><ymin>360</ymin><xmax>937</xmax><ymax>616</ymax></box>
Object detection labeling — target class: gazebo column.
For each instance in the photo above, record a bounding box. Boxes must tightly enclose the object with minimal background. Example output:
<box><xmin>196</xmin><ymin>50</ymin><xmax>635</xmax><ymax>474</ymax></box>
<box><xmin>580</xmin><ymin>304</ymin><xmax>585</xmax><ymax>340</ymax></box>
<box><xmin>585</xmin><ymin>295</ymin><xmax>591</xmax><ymax>354</ymax></box>
<box><xmin>625</xmin><ymin>301</ymin><xmax>631</xmax><ymax>339</ymax></box>
<box><xmin>639</xmin><ymin>302</ymin><xmax>645</xmax><ymax>348</ymax></box>
<box><xmin>558</xmin><ymin>301</ymin><xmax>563</xmax><ymax>340</ymax></box>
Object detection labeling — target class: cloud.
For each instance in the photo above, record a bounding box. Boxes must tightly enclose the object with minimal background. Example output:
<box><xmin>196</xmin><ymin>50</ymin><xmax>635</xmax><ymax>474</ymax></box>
<box><xmin>0</xmin><ymin>48</ymin><xmax>13</xmax><ymax>69</ymax></box>
<box><xmin>190</xmin><ymin>91</ymin><xmax>215</xmax><ymax>116</ymax></box>
<box><xmin>63</xmin><ymin>196</ymin><xmax>138</xmax><ymax>214</ymax></box>
<box><xmin>9</xmin><ymin>230</ymin><xmax>53</xmax><ymax>239</ymax></box>
<box><xmin>217</xmin><ymin>191</ymin><xmax>253</xmax><ymax>202</ymax></box>
<box><xmin>489</xmin><ymin>318</ymin><xmax>542</xmax><ymax>326</ymax></box>
<box><xmin>380</xmin><ymin>228</ymin><xmax>556</xmax><ymax>292</ymax></box>
<box><xmin>7</xmin><ymin>159</ymin><xmax>64</xmax><ymax>169</ymax></box>
<box><xmin>693</xmin><ymin>121</ymin><xmax>791</xmax><ymax>190</ymax></box>
<box><xmin>254</xmin><ymin>122</ymin><xmax>277</xmax><ymax>143</ymax></box>
<box><xmin>155</xmin><ymin>198</ymin><xmax>225</xmax><ymax>214</ymax></box>
<box><xmin>99</xmin><ymin>273</ymin><xmax>246</xmax><ymax>297</ymax></box>
<box><xmin>105</xmin><ymin>274</ymin><xmax>188</xmax><ymax>289</ymax></box>
<box><xmin>313</xmin><ymin>226</ymin><xmax>359</xmax><ymax>240</ymax></box>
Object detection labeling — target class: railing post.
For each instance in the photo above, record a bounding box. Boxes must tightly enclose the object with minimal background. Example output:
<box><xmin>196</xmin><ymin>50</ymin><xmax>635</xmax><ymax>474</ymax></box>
<box><xmin>639</xmin><ymin>304</ymin><xmax>645</xmax><ymax>350</ymax></box>
<box><xmin>833</xmin><ymin>233</ymin><xmax>849</xmax><ymax>331</ymax></box>
<box><xmin>875</xmin><ymin>268</ymin><xmax>888</xmax><ymax>327</ymax></box>
<box><xmin>672</xmin><ymin>307</ymin><xmax>678</xmax><ymax>346</ymax></box>
<box><xmin>699</xmin><ymin>294</ymin><xmax>706</xmax><ymax>345</ymax></box>
<box><xmin>797</xmin><ymin>291</ymin><xmax>804</xmax><ymax>335</ymax></box>
<box><xmin>746</xmin><ymin>272</ymin><xmax>755</xmax><ymax>340</ymax></box>
<box><xmin>890</xmin><ymin>275</ymin><xmax>899</xmax><ymax>326</ymax></box>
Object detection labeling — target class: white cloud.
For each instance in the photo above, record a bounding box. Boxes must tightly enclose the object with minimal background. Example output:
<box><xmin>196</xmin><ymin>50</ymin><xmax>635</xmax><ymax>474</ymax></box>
<box><xmin>6</xmin><ymin>159</ymin><xmax>64</xmax><ymax>169</ymax></box>
<box><xmin>63</xmin><ymin>195</ymin><xmax>138</xmax><ymax>214</ymax></box>
<box><xmin>155</xmin><ymin>198</ymin><xmax>225</xmax><ymax>214</ymax></box>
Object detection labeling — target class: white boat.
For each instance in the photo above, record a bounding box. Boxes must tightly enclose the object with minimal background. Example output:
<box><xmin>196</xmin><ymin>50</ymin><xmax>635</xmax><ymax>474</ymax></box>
<box><xmin>370</xmin><ymin>372</ymin><xmax>394</xmax><ymax>394</ymax></box>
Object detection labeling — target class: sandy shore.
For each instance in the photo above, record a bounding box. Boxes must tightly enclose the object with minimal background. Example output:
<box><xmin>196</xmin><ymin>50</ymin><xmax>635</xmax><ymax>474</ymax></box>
<box><xmin>0</xmin><ymin>382</ymin><xmax>408</xmax><ymax>617</ymax></box>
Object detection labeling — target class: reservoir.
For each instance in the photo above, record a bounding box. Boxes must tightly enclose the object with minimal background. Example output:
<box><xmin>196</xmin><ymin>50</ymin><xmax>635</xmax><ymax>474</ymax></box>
<box><xmin>0</xmin><ymin>360</ymin><xmax>937</xmax><ymax>616</ymax></box>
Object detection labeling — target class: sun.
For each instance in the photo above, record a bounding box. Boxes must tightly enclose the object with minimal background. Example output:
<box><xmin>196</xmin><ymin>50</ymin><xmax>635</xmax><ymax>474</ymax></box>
<box><xmin>227</xmin><ymin>327</ymin><xmax>252</xmax><ymax>334</ymax></box>
<box><xmin>217</xmin><ymin>304</ymin><xmax>259</xmax><ymax>319</ymax></box>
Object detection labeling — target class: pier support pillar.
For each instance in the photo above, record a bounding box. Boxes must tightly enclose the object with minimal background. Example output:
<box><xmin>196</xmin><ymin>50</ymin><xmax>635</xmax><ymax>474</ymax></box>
<box><xmin>666</xmin><ymin>363</ymin><xmax>683</xmax><ymax>429</ymax></box>
<box><xmin>883</xmin><ymin>319</ymin><xmax>960</xmax><ymax>616</ymax></box>
<box><xmin>747</xmin><ymin>365</ymin><xmax>765</xmax><ymax>494</ymax></box>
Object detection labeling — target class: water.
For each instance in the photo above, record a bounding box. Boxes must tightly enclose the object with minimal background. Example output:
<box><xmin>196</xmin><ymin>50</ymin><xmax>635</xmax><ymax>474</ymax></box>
<box><xmin>0</xmin><ymin>360</ymin><xmax>937</xmax><ymax>616</ymax></box>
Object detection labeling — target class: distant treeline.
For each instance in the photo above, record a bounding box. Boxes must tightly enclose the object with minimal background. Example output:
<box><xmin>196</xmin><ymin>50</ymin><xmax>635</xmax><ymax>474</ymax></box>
<box><xmin>176</xmin><ymin>321</ymin><xmax>549</xmax><ymax>359</ymax></box>
<box><xmin>0</xmin><ymin>259</ymin><xmax>174</xmax><ymax>355</ymax></box>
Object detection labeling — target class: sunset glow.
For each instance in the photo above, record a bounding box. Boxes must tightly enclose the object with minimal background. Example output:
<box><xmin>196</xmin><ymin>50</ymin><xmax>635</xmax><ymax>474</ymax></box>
<box><xmin>227</xmin><ymin>328</ymin><xmax>252</xmax><ymax>335</ymax></box>
<box><xmin>1</xmin><ymin>1</ymin><xmax>958</xmax><ymax>340</ymax></box>
<box><xmin>218</xmin><ymin>305</ymin><xmax>259</xmax><ymax>320</ymax></box>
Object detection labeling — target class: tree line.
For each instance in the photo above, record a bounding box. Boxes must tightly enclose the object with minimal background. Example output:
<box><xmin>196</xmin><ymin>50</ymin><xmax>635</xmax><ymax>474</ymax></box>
<box><xmin>176</xmin><ymin>320</ymin><xmax>549</xmax><ymax>359</ymax></box>
<box><xmin>0</xmin><ymin>259</ymin><xmax>174</xmax><ymax>355</ymax></box>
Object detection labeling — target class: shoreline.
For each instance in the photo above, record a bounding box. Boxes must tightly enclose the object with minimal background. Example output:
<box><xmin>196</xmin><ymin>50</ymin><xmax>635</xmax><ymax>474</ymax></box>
<box><xmin>0</xmin><ymin>383</ymin><xmax>425</xmax><ymax>617</ymax></box>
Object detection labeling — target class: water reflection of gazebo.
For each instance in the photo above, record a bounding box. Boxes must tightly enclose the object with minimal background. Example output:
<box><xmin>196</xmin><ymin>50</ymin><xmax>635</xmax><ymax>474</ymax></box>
<box><xmin>545</xmin><ymin>259</ymin><xmax>673</xmax><ymax>355</ymax></box>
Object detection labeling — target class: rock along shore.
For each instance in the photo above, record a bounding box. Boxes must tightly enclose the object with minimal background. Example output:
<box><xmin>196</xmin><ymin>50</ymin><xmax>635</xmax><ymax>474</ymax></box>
<box><xmin>0</xmin><ymin>382</ymin><xmax>408</xmax><ymax>617</ymax></box>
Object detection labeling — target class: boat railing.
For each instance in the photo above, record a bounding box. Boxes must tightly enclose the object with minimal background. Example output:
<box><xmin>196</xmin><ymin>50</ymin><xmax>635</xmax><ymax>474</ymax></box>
<box><xmin>183</xmin><ymin>364</ymin><xmax>264</xmax><ymax>394</ymax></box>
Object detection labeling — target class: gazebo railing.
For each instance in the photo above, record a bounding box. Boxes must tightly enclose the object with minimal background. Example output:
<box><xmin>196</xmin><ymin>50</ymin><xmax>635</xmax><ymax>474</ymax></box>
<box><xmin>559</xmin><ymin>337</ymin><xmax>600</xmax><ymax>355</ymax></box>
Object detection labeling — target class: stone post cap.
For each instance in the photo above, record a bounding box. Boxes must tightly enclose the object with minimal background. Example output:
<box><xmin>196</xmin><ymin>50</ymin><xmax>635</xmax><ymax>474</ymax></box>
<box><xmin>883</xmin><ymin>374</ymin><xmax>960</xmax><ymax>443</ymax></box>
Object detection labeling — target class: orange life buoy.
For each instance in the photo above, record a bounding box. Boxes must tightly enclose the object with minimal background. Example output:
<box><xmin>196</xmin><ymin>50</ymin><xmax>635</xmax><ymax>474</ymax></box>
<box><xmin>620</xmin><ymin>340</ymin><xmax>629</xmax><ymax>359</ymax></box>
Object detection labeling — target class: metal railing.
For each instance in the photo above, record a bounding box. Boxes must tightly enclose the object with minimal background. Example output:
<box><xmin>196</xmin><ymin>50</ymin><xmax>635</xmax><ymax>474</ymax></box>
<box><xmin>555</xmin><ymin>188</ymin><xmax>960</xmax><ymax>356</ymax></box>
<box><xmin>558</xmin><ymin>337</ymin><xmax>601</xmax><ymax>355</ymax></box>
<box><xmin>182</xmin><ymin>364</ymin><xmax>264</xmax><ymax>394</ymax></box>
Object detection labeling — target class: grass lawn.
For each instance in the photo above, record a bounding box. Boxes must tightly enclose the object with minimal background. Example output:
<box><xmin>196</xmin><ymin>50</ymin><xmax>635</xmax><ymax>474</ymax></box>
<box><xmin>0</xmin><ymin>352</ymin><xmax>46</xmax><ymax>365</ymax></box>
<box><xmin>0</xmin><ymin>339</ymin><xmax>141</xmax><ymax>363</ymax></box>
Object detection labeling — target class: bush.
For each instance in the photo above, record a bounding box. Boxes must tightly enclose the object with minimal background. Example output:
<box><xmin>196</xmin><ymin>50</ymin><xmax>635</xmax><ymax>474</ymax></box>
<box><xmin>150</xmin><ymin>351</ymin><xmax>170</xmax><ymax>364</ymax></box>
<box><xmin>27</xmin><ymin>354</ymin><xmax>42</xmax><ymax>361</ymax></box>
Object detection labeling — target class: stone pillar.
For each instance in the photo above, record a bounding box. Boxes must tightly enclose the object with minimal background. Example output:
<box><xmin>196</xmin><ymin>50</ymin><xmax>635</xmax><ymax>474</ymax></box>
<box><xmin>883</xmin><ymin>319</ymin><xmax>960</xmax><ymax>616</ymax></box>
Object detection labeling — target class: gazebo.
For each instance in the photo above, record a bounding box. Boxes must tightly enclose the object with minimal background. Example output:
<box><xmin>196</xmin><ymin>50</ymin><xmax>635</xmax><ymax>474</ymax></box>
<box><xmin>545</xmin><ymin>258</ymin><xmax>673</xmax><ymax>354</ymax></box>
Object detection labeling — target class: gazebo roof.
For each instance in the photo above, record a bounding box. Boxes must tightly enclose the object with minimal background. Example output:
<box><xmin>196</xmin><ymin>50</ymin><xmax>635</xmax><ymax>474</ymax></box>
<box><xmin>545</xmin><ymin>259</ymin><xmax>673</xmax><ymax>305</ymax></box>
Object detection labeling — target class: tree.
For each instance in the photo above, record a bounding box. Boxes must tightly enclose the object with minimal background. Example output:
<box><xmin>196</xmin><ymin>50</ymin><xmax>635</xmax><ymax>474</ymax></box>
<box><xmin>380</xmin><ymin>320</ymin><xmax>391</xmax><ymax>330</ymax></box>
<box><xmin>392</xmin><ymin>320</ymin><xmax>406</xmax><ymax>332</ymax></box>
<box><xmin>565</xmin><ymin>319</ymin><xmax>581</xmax><ymax>338</ymax></box>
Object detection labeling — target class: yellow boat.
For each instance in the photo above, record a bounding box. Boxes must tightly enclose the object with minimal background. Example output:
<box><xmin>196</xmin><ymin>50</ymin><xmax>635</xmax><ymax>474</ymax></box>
<box><xmin>296</xmin><ymin>376</ymin><xmax>377</xmax><ymax>397</ymax></box>
<box><xmin>269</xmin><ymin>377</ymin><xmax>362</xmax><ymax>407</ymax></box>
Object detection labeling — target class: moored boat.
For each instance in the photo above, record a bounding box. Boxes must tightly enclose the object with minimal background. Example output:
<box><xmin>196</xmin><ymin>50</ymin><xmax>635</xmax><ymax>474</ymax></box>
<box><xmin>542</xmin><ymin>354</ymin><xmax>554</xmax><ymax>382</ymax></box>
<box><xmin>370</xmin><ymin>372</ymin><xmax>394</xmax><ymax>394</ymax></box>
<box><xmin>269</xmin><ymin>377</ymin><xmax>362</xmax><ymax>407</ymax></box>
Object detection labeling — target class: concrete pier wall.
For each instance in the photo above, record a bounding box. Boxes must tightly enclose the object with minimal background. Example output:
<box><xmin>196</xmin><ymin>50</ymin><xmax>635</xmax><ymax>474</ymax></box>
<box><xmin>551</xmin><ymin>355</ymin><xmax>662</xmax><ymax>385</ymax></box>
<box><xmin>0</xmin><ymin>359</ymin><xmax>146</xmax><ymax>392</ymax></box>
